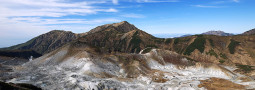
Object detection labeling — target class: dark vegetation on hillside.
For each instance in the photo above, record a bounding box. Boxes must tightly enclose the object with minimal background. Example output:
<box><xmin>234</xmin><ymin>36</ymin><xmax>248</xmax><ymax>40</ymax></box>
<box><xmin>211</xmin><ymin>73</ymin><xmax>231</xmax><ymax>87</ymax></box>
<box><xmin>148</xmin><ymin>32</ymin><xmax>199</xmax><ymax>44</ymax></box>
<box><xmin>228</xmin><ymin>39</ymin><xmax>240</xmax><ymax>54</ymax></box>
<box><xmin>236</xmin><ymin>64</ymin><xmax>254</xmax><ymax>73</ymax></box>
<box><xmin>184</xmin><ymin>35</ymin><xmax>206</xmax><ymax>55</ymax></box>
<box><xmin>129</xmin><ymin>31</ymin><xmax>142</xmax><ymax>53</ymax></box>
<box><xmin>209</xmin><ymin>39</ymin><xmax>214</xmax><ymax>47</ymax></box>
<box><xmin>165</xmin><ymin>39</ymin><xmax>172</xmax><ymax>44</ymax></box>
<box><xmin>206</xmin><ymin>49</ymin><xmax>218</xmax><ymax>58</ymax></box>
<box><xmin>174</xmin><ymin>38</ymin><xmax>180</xmax><ymax>45</ymax></box>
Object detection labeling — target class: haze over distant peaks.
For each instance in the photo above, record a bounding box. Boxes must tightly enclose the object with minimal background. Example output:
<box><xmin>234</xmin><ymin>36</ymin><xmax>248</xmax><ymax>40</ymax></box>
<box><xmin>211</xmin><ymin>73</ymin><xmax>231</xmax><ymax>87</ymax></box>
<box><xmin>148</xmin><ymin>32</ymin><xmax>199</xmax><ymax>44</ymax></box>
<box><xmin>202</xmin><ymin>30</ymin><xmax>234</xmax><ymax>36</ymax></box>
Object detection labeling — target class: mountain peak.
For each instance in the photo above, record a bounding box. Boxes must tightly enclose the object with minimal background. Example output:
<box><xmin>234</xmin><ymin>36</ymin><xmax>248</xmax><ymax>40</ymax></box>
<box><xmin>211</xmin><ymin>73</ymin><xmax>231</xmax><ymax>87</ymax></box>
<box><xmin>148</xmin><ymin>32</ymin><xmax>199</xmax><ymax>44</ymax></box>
<box><xmin>202</xmin><ymin>30</ymin><xmax>234</xmax><ymax>36</ymax></box>
<box><xmin>112</xmin><ymin>21</ymin><xmax>129</xmax><ymax>26</ymax></box>
<box><xmin>48</xmin><ymin>30</ymin><xmax>73</xmax><ymax>34</ymax></box>
<box><xmin>88</xmin><ymin>21</ymin><xmax>138</xmax><ymax>34</ymax></box>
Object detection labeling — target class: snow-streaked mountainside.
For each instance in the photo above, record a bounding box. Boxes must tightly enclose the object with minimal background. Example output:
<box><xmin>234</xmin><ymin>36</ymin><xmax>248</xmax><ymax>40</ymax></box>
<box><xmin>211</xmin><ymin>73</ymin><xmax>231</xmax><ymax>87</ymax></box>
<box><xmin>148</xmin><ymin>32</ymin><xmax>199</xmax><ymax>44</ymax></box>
<box><xmin>6</xmin><ymin>42</ymin><xmax>255</xmax><ymax>90</ymax></box>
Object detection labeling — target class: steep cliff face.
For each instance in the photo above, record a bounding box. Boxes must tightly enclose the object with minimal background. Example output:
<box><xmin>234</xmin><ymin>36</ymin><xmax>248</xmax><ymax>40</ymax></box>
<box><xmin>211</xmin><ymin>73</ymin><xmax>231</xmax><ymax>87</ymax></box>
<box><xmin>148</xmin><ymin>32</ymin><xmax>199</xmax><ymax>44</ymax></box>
<box><xmin>1</xmin><ymin>30</ymin><xmax>85</xmax><ymax>54</ymax></box>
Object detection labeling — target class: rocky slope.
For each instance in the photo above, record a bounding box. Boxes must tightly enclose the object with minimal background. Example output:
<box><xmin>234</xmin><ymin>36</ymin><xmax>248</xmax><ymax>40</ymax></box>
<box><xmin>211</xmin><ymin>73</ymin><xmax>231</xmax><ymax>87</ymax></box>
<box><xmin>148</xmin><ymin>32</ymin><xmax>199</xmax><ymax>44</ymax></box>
<box><xmin>0</xmin><ymin>30</ymin><xmax>86</xmax><ymax>54</ymax></box>
<box><xmin>5</xmin><ymin>42</ymin><xmax>255</xmax><ymax>89</ymax></box>
<box><xmin>77</xmin><ymin>22</ymin><xmax>255</xmax><ymax>68</ymax></box>
<box><xmin>202</xmin><ymin>30</ymin><xmax>234</xmax><ymax>36</ymax></box>
<box><xmin>78</xmin><ymin>27</ymin><xmax>157</xmax><ymax>53</ymax></box>
<box><xmin>0</xmin><ymin>21</ymin><xmax>137</xmax><ymax>55</ymax></box>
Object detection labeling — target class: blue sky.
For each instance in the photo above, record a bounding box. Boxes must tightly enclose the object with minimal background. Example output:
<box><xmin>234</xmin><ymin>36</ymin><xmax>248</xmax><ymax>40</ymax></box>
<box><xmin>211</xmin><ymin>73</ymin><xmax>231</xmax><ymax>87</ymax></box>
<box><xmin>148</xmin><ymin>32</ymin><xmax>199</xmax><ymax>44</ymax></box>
<box><xmin>0</xmin><ymin>0</ymin><xmax>255</xmax><ymax>47</ymax></box>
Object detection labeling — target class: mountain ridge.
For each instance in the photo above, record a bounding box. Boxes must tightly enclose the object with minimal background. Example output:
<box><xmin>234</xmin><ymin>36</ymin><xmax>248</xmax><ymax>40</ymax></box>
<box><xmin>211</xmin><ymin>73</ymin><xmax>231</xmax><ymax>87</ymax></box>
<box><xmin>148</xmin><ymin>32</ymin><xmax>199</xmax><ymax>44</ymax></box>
<box><xmin>1</xmin><ymin>21</ymin><xmax>255</xmax><ymax>67</ymax></box>
<box><xmin>242</xmin><ymin>28</ymin><xmax>255</xmax><ymax>35</ymax></box>
<box><xmin>0</xmin><ymin>30</ymin><xmax>86</xmax><ymax>54</ymax></box>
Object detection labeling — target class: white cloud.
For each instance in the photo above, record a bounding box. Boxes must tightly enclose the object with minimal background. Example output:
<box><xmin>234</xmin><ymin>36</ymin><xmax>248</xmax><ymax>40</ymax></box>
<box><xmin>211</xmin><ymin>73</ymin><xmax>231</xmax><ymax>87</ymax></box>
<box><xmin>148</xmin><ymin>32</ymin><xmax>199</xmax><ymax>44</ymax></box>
<box><xmin>0</xmin><ymin>0</ymin><xmax>118</xmax><ymax>17</ymax></box>
<box><xmin>0</xmin><ymin>0</ymin><xmax>121</xmax><ymax>47</ymax></box>
<box><xmin>0</xmin><ymin>0</ymin><xmax>119</xmax><ymax>30</ymax></box>
<box><xmin>112</xmin><ymin>0</ymin><xmax>118</xmax><ymax>4</ymax></box>
<box><xmin>192</xmin><ymin>5</ymin><xmax>222</xmax><ymax>8</ymax></box>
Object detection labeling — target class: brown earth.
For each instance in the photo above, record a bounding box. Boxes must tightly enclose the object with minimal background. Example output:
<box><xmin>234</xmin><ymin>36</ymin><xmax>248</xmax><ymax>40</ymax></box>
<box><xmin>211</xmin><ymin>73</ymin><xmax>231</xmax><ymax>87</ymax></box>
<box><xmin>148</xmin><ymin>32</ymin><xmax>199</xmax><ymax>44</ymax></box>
<box><xmin>198</xmin><ymin>77</ymin><xmax>246</xmax><ymax>90</ymax></box>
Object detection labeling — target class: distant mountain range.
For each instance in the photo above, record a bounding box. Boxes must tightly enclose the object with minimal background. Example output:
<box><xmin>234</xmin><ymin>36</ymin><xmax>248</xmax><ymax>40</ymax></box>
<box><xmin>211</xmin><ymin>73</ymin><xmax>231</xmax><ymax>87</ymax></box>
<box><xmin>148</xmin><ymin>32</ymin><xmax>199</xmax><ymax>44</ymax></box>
<box><xmin>153</xmin><ymin>30</ymin><xmax>234</xmax><ymax>38</ymax></box>
<box><xmin>202</xmin><ymin>30</ymin><xmax>234</xmax><ymax>36</ymax></box>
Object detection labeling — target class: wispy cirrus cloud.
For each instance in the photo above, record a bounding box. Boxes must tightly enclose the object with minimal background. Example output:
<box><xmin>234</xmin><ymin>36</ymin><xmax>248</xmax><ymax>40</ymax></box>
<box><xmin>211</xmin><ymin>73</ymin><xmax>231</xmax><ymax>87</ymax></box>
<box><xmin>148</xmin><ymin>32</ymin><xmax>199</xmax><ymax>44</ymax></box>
<box><xmin>211</xmin><ymin>0</ymin><xmax>240</xmax><ymax>4</ymax></box>
<box><xmin>0</xmin><ymin>0</ymin><xmax>117</xmax><ymax>18</ymax></box>
<box><xmin>0</xmin><ymin>0</ymin><xmax>121</xmax><ymax>47</ymax></box>
<box><xmin>193</xmin><ymin>0</ymin><xmax>240</xmax><ymax>8</ymax></box>
<box><xmin>192</xmin><ymin>5</ymin><xmax>223</xmax><ymax>8</ymax></box>
<box><xmin>112</xmin><ymin>0</ymin><xmax>119</xmax><ymax>4</ymax></box>
<box><xmin>0</xmin><ymin>0</ymin><xmax>119</xmax><ymax>29</ymax></box>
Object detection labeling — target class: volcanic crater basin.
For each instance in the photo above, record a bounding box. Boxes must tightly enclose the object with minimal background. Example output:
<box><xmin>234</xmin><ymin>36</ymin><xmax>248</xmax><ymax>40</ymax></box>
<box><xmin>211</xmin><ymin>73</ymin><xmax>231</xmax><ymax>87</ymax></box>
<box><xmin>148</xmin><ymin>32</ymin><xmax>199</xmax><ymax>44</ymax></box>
<box><xmin>4</xmin><ymin>48</ymin><xmax>255</xmax><ymax>90</ymax></box>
